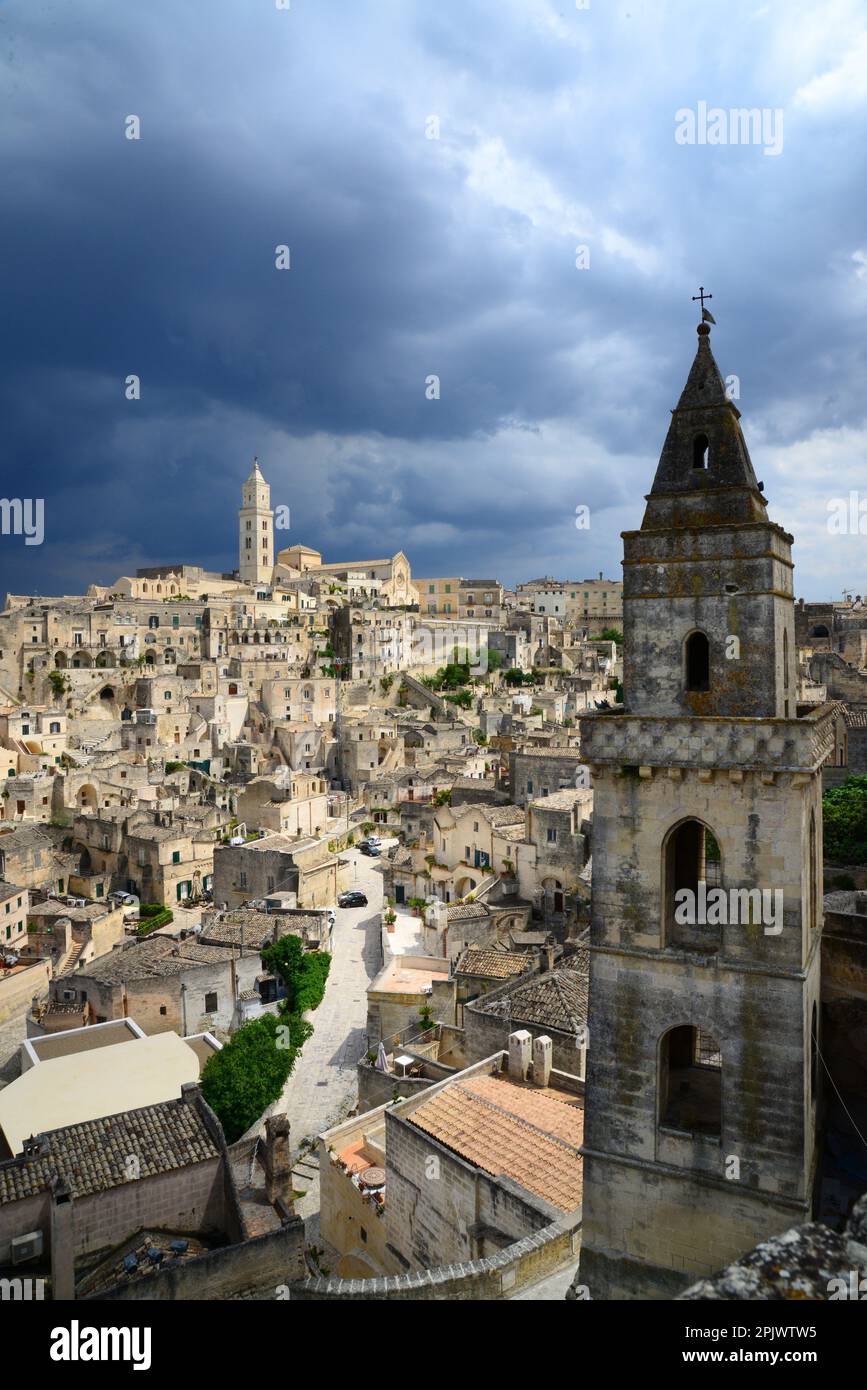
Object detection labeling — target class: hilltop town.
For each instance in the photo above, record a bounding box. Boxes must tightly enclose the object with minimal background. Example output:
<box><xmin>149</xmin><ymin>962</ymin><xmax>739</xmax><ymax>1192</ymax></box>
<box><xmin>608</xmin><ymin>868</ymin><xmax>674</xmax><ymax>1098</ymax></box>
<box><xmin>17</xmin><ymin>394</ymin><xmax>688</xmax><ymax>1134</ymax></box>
<box><xmin>0</xmin><ymin>328</ymin><xmax>865</xmax><ymax>1302</ymax></box>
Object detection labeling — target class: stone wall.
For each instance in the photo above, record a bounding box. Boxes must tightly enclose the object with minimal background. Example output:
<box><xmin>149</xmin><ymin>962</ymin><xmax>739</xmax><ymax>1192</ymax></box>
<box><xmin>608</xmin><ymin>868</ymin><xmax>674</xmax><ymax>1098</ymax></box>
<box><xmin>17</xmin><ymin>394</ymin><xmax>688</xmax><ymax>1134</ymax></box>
<box><xmin>509</xmin><ymin>751</ymin><xmax>586</xmax><ymax>805</ymax></box>
<box><xmin>292</xmin><ymin>1211</ymin><xmax>581</xmax><ymax>1300</ymax></box>
<box><xmin>578</xmin><ymin>1155</ymin><xmax>810</xmax><ymax>1300</ymax></box>
<box><xmin>0</xmin><ymin>959</ymin><xmax>50</xmax><ymax>1026</ymax></box>
<box><xmin>89</xmin><ymin>1218</ymin><xmax>305</xmax><ymax>1301</ymax></box>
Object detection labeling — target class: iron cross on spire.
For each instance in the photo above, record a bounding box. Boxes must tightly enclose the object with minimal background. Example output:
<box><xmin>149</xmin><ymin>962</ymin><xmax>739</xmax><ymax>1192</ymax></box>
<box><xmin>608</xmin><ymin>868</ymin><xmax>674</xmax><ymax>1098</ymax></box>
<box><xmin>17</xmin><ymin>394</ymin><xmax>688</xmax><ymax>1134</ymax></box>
<box><xmin>692</xmin><ymin>286</ymin><xmax>712</xmax><ymax>313</ymax></box>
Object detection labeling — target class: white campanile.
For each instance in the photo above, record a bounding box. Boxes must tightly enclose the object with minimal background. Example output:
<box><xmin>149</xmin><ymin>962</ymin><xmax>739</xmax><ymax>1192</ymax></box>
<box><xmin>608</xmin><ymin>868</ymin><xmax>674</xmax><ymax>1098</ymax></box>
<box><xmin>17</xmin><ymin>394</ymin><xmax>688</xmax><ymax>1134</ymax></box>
<box><xmin>239</xmin><ymin>457</ymin><xmax>274</xmax><ymax>586</ymax></box>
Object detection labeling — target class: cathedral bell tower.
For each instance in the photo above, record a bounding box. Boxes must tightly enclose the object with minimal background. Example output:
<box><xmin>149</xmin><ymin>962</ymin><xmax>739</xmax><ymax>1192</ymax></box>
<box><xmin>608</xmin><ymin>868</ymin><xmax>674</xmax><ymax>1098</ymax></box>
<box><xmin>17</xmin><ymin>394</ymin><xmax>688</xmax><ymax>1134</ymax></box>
<box><xmin>574</xmin><ymin>313</ymin><xmax>829</xmax><ymax>1299</ymax></box>
<box><xmin>239</xmin><ymin>457</ymin><xmax>274</xmax><ymax>587</ymax></box>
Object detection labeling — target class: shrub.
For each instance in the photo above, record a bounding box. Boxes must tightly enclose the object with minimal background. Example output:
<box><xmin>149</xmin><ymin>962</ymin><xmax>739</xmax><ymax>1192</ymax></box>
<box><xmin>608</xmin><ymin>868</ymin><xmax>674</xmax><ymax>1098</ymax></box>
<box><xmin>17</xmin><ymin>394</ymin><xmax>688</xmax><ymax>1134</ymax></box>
<box><xmin>261</xmin><ymin>935</ymin><xmax>332</xmax><ymax>1015</ymax></box>
<box><xmin>201</xmin><ymin>1014</ymin><xmax>307</xmax><ymax>1143</ymax></box>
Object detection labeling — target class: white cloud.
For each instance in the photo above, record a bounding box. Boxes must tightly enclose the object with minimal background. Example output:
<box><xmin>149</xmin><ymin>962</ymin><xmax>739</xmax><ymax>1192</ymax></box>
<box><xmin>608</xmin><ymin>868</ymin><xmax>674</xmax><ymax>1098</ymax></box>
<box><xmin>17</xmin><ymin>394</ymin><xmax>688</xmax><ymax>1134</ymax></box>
<box><xmin>794</xmin><ymin>29</ymin><xmax>867</xmax><ymax>111</ymax></box>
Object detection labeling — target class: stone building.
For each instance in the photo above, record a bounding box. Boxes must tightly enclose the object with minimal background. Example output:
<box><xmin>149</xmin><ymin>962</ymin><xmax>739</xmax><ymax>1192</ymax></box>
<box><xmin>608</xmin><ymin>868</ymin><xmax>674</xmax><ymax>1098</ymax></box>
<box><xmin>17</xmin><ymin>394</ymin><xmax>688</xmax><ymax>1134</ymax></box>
<box><xmin>575</xmin><ymin>318</ymin><xmax>832</xmax><ymax>1299</ymax></box>
<box><xmin>464</xmin><ymin>953</ymin><xmax>588</xmax><ymax>1075</ymax></box>
<box><xmin>0</xmin><ymin>1084</ymin><xmax>304</xmax><ymax>1300</ymax></box>
<box><xmin>212</xmin><ymin>831</ymin><xmax>338</xmax><ymax>910</ymax></box>
<box><xmin>37</xmin><ymin>933</ymin><xmax>263</xmax><ymax>1036</ymax></box>
<box><xmin>319</xmin><ymin>1034</ymin><xmax>584</xmax><ymax>1278</ymax></box>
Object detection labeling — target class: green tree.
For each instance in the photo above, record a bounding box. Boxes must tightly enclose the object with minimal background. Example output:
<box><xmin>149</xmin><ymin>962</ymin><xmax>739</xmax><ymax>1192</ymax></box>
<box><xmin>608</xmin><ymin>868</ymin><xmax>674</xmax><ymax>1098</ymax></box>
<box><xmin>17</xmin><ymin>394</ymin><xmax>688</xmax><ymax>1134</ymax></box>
<box><xmin>201</xmin><ymin>1014</ymin><xmax>308</xmax><ymax>1143</ymax></box>
<box><xmin>822</xmin><ymin>776</ymin><xmax>867</xmax><ymax>864</ymax></box>
<box><xmin>261</xmin><ymin>935</ymin><xmax>332</xmax><ymax>1014</ymax></box>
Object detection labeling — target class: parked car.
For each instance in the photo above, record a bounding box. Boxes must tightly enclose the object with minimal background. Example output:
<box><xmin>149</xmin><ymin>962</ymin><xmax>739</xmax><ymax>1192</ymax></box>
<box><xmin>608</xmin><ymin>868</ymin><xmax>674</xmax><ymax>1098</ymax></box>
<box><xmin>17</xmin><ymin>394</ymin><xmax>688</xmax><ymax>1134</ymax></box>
<box><xmin>358</xmin><ymin>842</ymin><xmax>381</xmax><ymax>857</ymax></box>
<box><xmin>367</xmin><ymin>834</ymin><xmax>382</xmax><ymax>846</ymax></box>
<box><xmin>338</xmin><ymin>891</ymin><xmax>368</xmax><ymax>908</ymax></box>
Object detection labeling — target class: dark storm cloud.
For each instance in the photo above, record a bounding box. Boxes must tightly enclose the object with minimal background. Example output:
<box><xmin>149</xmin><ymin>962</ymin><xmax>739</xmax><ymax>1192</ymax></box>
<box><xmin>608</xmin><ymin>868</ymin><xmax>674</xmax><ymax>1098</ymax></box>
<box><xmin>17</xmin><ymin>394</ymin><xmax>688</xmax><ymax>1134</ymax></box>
<box><xmin>2</xmin><ymin>0</ymin><xmax>867</xmax><ymax>596</ymax></box>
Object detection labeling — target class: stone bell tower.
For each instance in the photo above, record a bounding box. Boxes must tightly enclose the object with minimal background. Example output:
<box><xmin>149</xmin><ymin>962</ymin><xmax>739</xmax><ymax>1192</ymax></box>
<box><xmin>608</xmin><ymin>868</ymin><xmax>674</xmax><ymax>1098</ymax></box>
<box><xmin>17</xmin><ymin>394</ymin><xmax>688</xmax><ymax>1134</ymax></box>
<box><xmin>574</xmin><ymin>314</ymin><xmax>830</xmax><ymax>1299</ymax></box>
<box><xmin>239</xmin><ymin>457</ymin><xmax>274</xmax><ymax>587</ymax></box>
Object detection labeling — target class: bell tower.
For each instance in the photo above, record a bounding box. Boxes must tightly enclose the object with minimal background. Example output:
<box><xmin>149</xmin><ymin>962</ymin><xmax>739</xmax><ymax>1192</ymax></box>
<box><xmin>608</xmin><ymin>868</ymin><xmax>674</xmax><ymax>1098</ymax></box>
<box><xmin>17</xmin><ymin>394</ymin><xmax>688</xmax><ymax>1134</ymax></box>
<box><xmin>239</xmin><ymin>457</ymin><xmax>274</xmax><ymax>587</ymax></box>
<box><xmin>574</xmin><ymin>313</ymin><xmax>828</xmax><ymax>1299</ymax></box>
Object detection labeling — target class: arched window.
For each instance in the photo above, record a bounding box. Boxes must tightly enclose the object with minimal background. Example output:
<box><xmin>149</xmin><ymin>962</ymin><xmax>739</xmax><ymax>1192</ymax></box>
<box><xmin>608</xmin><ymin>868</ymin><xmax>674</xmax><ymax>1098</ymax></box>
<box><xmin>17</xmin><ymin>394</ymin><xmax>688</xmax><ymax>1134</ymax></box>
<box><xmin>783</xmin><ymin>629</ymin><xmax>789</xmax><ymax>691</ymax></box>
<box><xmin>685</xmin><ymin>631</ymin><xmax>710</xmax><ymax>692</ymax></box>
<box><xmin>811</xmin><ymin>624</ymin><xmax>829</xmax><ymax>639</ymax></box>
<box><xmin>659</xmin><ymin>1025</ymin><xmax>721</xmax><ymax>1136</ymax></box>
<box><xmin>692</xmin><ymin>434</ymin><xmax>709</xmax><ymax>469</ymax></box>
<box><xmin>663</xmin><ymin>818</ymin><xmax>721</xmax><ymax>951</ymax></box>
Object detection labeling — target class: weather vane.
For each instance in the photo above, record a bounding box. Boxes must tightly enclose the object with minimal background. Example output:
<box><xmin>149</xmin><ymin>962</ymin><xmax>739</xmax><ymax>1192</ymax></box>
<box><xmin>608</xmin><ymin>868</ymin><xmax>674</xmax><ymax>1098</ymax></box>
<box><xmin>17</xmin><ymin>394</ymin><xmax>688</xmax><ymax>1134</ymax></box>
<box><xmin>692</xmin><ymin>286</ymin><xmax>716</xmax><ymax>324</ymax></box>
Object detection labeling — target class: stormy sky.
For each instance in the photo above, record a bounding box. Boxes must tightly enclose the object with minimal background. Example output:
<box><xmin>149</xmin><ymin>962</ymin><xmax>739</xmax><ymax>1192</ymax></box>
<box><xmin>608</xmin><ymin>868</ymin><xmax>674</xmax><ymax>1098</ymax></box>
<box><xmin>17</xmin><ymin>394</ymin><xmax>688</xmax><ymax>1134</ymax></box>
<box><xmin>2</xmin><ymin>0</ymin><xmax>867</xmax><ymax>601</ymax></box>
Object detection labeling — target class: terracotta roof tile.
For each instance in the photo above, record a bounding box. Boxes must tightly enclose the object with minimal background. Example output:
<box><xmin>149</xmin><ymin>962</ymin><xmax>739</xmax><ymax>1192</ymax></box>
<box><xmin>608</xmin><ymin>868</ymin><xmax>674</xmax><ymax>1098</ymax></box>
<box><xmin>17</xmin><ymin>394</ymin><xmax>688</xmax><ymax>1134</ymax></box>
<box><xmin>406</xmin><ymin>1071</ymin><xmax>583</xmax><ymax>1212</ymax></box>
<box><xmin>454</xmin><ymin>948</ymin><xmax>533</xmax><ymax>980</ymax></box>
<box><xmin>475</xmin><ymin>956</ymin><xmax>589</xmax><ymax>1034</ymax></box>
<box><xmin>0</xmin><ymin>1098</ymin><xmax>220</xmax><ymax>1205</ymax></box>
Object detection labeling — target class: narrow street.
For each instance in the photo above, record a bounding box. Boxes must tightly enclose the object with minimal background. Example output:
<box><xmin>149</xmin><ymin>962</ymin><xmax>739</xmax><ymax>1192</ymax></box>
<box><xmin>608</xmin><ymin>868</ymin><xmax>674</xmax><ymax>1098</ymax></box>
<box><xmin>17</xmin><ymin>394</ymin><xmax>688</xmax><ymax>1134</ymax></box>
<box><xmin>266</xmin><ymin>839</ymin><xmax>393</xmax><ymax>1157</ymax></box>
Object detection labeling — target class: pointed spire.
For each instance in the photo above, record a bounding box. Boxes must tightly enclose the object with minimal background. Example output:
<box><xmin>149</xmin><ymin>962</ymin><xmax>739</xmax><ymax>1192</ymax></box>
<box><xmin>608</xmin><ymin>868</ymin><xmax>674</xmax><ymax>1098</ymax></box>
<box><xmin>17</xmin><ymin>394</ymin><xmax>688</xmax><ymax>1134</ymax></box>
<box><xmin>640</xmin><ymin>316</ymin><xmax>766</xmax><ymax>529</ymax></box>
<box><xmin>247</xmin><ymin>455</ymin><xmax>264</xmax><ymax>483</ymax></box>
<box><xmin>675</xmin><ymin>323</ymin><xmax>729</xmax><ymax>411</ymax></box>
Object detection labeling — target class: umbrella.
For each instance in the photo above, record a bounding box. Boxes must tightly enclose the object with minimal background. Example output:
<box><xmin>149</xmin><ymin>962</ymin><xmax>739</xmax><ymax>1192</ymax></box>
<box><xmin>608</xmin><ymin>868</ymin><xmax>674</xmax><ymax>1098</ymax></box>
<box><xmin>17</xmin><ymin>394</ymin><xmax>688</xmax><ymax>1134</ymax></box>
<box><xmin>375</xmin><ymin>1042</ymin><xmax>389</xmax><ymax>1073</ymax></box>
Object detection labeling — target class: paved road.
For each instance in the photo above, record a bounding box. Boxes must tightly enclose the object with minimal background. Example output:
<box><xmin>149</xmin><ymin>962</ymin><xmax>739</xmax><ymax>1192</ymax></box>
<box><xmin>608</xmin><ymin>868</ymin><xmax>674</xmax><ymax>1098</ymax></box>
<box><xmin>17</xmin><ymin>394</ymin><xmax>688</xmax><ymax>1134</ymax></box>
<box><xmin>264</xmin><ymin>841</ymin><xmax>392</xmax><ymax>1156</ymax></box>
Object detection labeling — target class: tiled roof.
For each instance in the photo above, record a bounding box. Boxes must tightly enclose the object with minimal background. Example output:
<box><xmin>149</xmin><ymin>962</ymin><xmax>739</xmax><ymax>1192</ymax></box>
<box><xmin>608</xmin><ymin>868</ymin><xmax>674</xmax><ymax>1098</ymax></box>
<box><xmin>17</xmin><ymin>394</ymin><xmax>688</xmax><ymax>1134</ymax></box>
<box><xmin>446</xmin><ymin>902</ymin><xmax>491</xmax><ymax>921</ymax></box>
<box><xmin>0</xmin><ymin>1098</ymin><xmax>220</xmax><ymax>1205</ymax></box>
<box><xmin>454</xmin><ymin>948</ymin><xmax>533</xmax><ymax>980</ymax></box>
<box><xmin>448</xmin><ymin>803</ymin><xmax>524</xmax><ymax>826</ymax></box>
<box><xmin>406</xmin><ymin>1071</ymin><xmax>583</xmax><ymax>1212</ymax></box>
<box><xmin>73</xmin><ymin>936</ymin><xmax>231</xmax><ymax>983</ymax></box>
<box><xmin>199</xmin><ymin>911</ymin><xmax>279</xmax><ymax>948</ymax></box>
<box><xmin>476</xmin><ymin>955</ymin><xmax>589</xmax><ymax>1034</ymax></box>
<box><xmin>529</xmin><ymin>789</ymin><xmax>592</xmax><ymax>811</ymax></box>
<box><xmin>844</xmin><ymin>706</ymin><xmax>867</xmax><ymax>728</ymax></box>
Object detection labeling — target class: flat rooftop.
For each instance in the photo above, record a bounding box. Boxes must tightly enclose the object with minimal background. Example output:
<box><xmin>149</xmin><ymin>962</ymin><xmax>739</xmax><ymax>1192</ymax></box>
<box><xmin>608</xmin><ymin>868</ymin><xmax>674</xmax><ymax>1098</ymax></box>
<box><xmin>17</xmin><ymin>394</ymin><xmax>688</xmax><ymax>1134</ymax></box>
<box><xmin>0</xmin><ymin>1031</ymin><xmax>203</xmax><ymax>1155</ymax></box>
<box><xmin>26</xmin><ymin>1018</ymin><xmax>141</xmax><ymax>1063</ymax></box>
<box><xmin>369</xmin><ymin>957</ymin><xmax>449</xmax><ymax>996</ymax></box>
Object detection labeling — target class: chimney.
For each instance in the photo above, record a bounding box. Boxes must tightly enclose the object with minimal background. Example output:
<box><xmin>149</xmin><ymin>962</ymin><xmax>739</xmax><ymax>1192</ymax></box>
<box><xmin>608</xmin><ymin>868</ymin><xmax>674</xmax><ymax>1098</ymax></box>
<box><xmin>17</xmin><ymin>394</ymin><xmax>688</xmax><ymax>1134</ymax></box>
<box><xmin>532</xmin><ymin>1035</ymin><xmax>553</xmax><ymax>1088</ymax></box>
<box><xmin>541</xmin><ymin>943</ymin><xmax>555</xmax><ymax>974</ymax></box>
<box><xmin>263</xmin><ymin>1113</ymin><xmax>294</xmax><ymax>1207</ymax></box>
<box><xmin>50</xmin><ymin>1181</ymin><xmax>75</xmax><ymax>1301</ymax></box>
<box><xmin>508</xmin><ymin>1029</ymin><xmax>532</xmax><ymax>1081</ymax></box>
